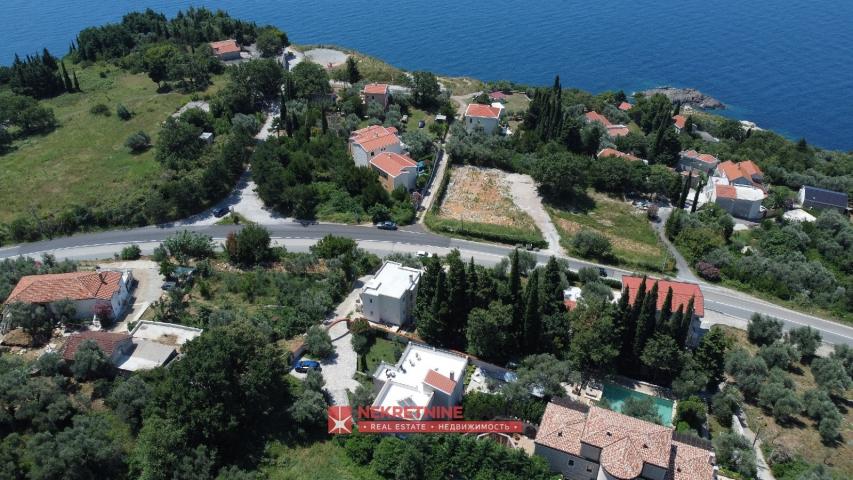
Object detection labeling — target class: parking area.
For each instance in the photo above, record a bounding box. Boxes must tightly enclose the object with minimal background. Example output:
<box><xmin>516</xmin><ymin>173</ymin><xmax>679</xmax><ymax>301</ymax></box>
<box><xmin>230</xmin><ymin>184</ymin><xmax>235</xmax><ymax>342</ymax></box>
<box><xmin>97</xmin><ymin>260</ymin><xmax>164</xmax><ymax>333</ymax></box>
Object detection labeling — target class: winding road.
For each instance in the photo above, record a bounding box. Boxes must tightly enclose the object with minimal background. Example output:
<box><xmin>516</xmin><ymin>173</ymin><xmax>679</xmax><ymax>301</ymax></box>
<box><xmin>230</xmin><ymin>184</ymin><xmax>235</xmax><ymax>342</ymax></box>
<box><xmin>1</xmin><ymin>221</ymin><xmax>851</xmax><ymax>347</ymax></box>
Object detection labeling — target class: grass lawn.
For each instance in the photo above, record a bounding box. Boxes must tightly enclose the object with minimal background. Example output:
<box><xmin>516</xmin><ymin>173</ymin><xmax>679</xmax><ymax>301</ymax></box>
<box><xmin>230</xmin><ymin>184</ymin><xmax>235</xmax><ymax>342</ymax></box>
<box><xmin>438</xmin><ymin>76</ymin><xmax>485</xmax><ymax>96</ymax></box>
<box><xmin>0</xmin><ymin>64</ymin><xmax>225</xmax><ymax>223</ymax></box>
<box><xmin>500</xmin><ymin>93</ymin><xmax>530</xmax><ymax>115</ymax></box>
<box><xmin>721</xmin><ymin>326</ymin><xmax>852</xmax><ymax>477</ymax></box>
<box><xmin>262</xmin><ymin>440</ymin><xmax>381</xmax><ymax>480</ymax></box>
<box><xmin>404</xmin><ymin>108</ymin><xmax>437</xmax><ymax>137</ymax></box>
<box><xmin>547</xmin><ymin>191</ymin><xmax>673</xmax><ymax>272</ymax></box>
<box><xmin>363</xmin><ymin>337</ymin><xmax>404</xmax><ymax>374</ymax></box>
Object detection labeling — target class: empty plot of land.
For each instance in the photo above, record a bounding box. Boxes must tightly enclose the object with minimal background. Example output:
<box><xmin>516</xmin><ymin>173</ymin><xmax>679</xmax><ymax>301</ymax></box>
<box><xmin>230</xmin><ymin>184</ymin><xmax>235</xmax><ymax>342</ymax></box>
<box><xmin>439</xmin><ymin>166</ymin><xmax>538</xmax><ymax>231</ymax></box>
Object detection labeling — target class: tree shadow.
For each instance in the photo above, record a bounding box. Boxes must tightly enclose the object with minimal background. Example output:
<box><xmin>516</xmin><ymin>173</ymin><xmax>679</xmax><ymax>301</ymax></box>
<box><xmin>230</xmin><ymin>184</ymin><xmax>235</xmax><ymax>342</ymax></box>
<box><xmin>544</xmin><ymin>192</ymin><xmax>596</xmax><ymax>214</ymax></box>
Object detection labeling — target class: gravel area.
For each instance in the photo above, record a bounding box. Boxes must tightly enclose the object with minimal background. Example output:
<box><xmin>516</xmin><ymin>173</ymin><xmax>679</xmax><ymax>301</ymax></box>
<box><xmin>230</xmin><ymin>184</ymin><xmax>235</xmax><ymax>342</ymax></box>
<box><xmin>504</xmin><ymin>173</ymin><xmax>565</xmax><ymax>255</ymax></box>
<box><xmin>304</xmin><ymin>48</ymin><xmax>348</xmax><ymax>68</ymax></box>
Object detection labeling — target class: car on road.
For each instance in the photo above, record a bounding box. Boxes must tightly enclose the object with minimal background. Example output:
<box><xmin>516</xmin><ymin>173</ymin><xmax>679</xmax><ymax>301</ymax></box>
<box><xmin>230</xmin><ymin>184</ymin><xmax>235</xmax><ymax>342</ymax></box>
<box><xmin>598</xmin><ymin>267</ymin><xmax>608</xmax><ymax>277</ymax></box>
<box><xmin>213</xmin><ymin>207</ymin><xmax>230</xmax><ymax>217</ymax></box>
<box><xmin>294</xmin><ymin>360</ymin><xmax>321</xmax><ymax>373</ymax></box>
<box><xmin>417</xmin><ymin>251</ymin><xmax>437</xmax><ymax>258</ymax></box>
<box><xmin>376</xmin><ymin>221</ymin><xmax>398</xmax><ymax>230</ymax></box>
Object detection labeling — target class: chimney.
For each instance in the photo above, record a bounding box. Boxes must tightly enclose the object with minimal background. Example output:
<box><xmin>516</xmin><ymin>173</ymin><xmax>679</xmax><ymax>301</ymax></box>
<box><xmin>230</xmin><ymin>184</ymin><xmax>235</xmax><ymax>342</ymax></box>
<box><xmin>450</xmin><ymin>371</ymin><xmax>455</xmax><ymax>381</ymax></box>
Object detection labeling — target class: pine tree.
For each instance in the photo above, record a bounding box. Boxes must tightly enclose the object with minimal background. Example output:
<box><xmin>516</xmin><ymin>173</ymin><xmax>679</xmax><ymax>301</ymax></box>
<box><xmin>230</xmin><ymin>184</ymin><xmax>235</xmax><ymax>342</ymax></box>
<box><xmin>522</xmin><ymin>269</ymin><xmax>542</xmax><ymax>353</ymax></box>
<box><xmin>678</xmin><ymin>296</ymin><xmax>696</xmax><ymax>346</ymax></box>
<box><xmin>657</xmin><ymin>287</ymin><xmax>673</xmax><ymax>332</ymax></box>
<box><xmin>540</xmin><ymin>257</ymin><xmax>563</xmax><ymax>316</ymax></box>
<box><xmin>634</xmin><ymin>282</ymin><xmax>658</xmax><ymax>358</ymax></box>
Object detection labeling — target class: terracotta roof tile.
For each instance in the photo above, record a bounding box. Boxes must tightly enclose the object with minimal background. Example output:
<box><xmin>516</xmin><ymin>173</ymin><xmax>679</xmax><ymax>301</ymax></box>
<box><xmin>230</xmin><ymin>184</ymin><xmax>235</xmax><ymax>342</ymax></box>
<box><xmin>534</xmin><ymin>401</ymin><xmax>587</xmax><ymax>456</ymax></box>
<box><xmin>681</xmin><ymin>150</ymin><xmax>719</xmax><ymax>165</ymax></box>
<box><xmin>673</xmin><ymin>115</ymin><xmax>687</xmax><ymax>129</ymax></box>
<box><xmin>563</xmin><ymin>299</ymin><xmax>578</xmax><ymax>311</ymax></box>
<box><xmin>370</xmin><ymin>152</ymin><xmax>417</xmax><ymax>177</ymax></box>
<box><xmin>423</xmin><ymin>369</ymin><xmax>456</xmax><ymax>395</ymax></box>
<box><xmin>363</xmin><ymin>83</ymin><xmax>389</xmax><ymax>95</ymax></box>
<box><xmin>209</xmin><ymin>39</ymin><xmax>240</xmax><ymax>55</ymax></box>
<box><xmin>598</xmin><ymin>148</ymin><xmax>640</xmax><ymax>162</ymax></box>
<box><xmin>738</xmin><ymin>160</ymin><xmax>763</xmax><ymax>178</ymax></box>
<box><xmin>350</xmin><ymin>125</ymin><xmax>400</xmax><ymax>151</ymax></box>
<box><xmin>622</xmin><ymin>276</ymin><xmax>704</xmax><ymax>317</ymax></box>
<box><xmin>715</xmin><ymin>184</ymin><xmax>738</xmax><ymax>200</ymax></box>
<box><xmin>584</xmin><ymin>111</ymin><xmax>612</xmax><ymax>127</ymax></box>
<box><xmin>618</xmin><ymin>102</ymin><xmax>633</xmax><ymax>111</ymax></box>
<box><xmin>465</xmin><ymin>103</ymin><xmax>503</xmax><ymax>119</ymax></box>
<box><xmin>670</xmin><ymin>441</ymin><xmax>716</xmax><ymax>480</ymax></box>
<box><xmin>63</xmin><ymin>331</ymin><xmax>131</xmax><ymax>361</ymax></box>
<box><xmin>488</xmin><ymin>91</ymin><xmax>508</xmax><ymax>100</ymax></box>
<box><xmin>607</xmin><ymin>125</ymin><xmax>631</xmax><ymax>137</ymax></box>
<box><xmin>5</xmin><ymin>271</ymin><xmax>123</xmax><ymax>305</ymax></box>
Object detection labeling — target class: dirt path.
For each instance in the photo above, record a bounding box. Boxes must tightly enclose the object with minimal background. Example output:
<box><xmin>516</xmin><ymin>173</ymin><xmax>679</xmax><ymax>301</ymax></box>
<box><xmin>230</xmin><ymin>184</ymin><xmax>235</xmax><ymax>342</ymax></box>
<box><xmin>503</xmin><ymin>173</ymin><xmax>565</xmax><ymax>256</ymax></box>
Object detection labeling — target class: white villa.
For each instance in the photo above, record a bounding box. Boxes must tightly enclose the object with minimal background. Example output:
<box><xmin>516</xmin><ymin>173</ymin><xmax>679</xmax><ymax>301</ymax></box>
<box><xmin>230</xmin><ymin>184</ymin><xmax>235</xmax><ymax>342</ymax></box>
<box><xmin>372</xmin><ymin>342</ymin><xmax>468</xmax><ymax>419</ymax></box>
<box><xmin>463</xmin><ymin>103</ymin><xmax>504</xmax><ymax>134</ymax></box>
<box><xmin>349</xmin><ymin>125</ymin><xmax>402</xmax><ymax>167</ymax></box>
<box><xmin>359</xmin><ymin>261</ymin><xmax>423</xmax><ymax>326</ymax></box>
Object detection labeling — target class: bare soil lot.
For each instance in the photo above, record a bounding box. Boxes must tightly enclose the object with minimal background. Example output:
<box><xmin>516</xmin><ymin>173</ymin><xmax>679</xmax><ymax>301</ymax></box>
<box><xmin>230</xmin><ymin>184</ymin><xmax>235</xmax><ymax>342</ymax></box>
<box><xmin>439</xmin><ymin>166</ymin><xmax>537</xmax><ymax>230</ymax></box>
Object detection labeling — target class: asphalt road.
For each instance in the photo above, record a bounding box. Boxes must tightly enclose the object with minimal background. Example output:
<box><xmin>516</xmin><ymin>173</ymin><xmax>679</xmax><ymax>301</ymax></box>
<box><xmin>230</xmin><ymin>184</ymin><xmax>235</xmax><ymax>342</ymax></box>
<box><xmin>1</xmin><ymin>221</ymin><xmax>851</xmax><ymax>346</ymax></box>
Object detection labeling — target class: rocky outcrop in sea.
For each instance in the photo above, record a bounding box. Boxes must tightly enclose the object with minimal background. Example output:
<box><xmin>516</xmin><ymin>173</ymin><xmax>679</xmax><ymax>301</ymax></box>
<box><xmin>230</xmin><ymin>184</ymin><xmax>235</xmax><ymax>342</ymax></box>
<box><xmin>640</xmin><ymin>87</ymin><xmax>724</xmax><ymax>109</ymax></box>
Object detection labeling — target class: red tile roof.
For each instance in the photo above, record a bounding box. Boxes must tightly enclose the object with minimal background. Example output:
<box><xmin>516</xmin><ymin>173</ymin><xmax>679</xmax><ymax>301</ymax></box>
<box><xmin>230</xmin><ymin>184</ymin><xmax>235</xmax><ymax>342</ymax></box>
<box><xmin>607</xmin><ymin>125</ymin><xmax>631</xmax><ymax>137</ymax></box>
<box><xmin>537</xmin><ymin>403</ymin><xmax>714</xmax><ymax>480</ymax></box>
<box><xmin>209</xmin><ymin>39</ymin><xmax>240</xmax><ymax>55</ymax></box>
<box><xmin>488</xmin><ymin>91</ymin><xmax>508</xmax><ymax>100</ymax></box>
<box><xmin>465</xmin><ymin>103</ymin><xmax>503</xmax><ymax>119</ymax></box>
<box><xmin>584</xmin><ymin>111</ymin><xmax>612</xmax><ymax>127</ymax></box>
<box><xmin>618</xmin><ymin>101</ymin><xmax>633</xmax><ymax>111</ymax></box>
<box><xmin>598</xmin><ymin>148</ymin><xmax>640</xmax><ymax>162</ymax></box>
<box><xmin>5</xmin><ymin>271</ymin><xmax>123</xmax><ymax>305</ymax></box>
<box><xmin>350</xmin><ymin>125</ymin><xmax>400</xmax><ymax>152</ymax></box>
<box><xmin>739</xmin><ymin>160</ymin><xmax>763</xmax><ymax>178</ymax></box>
<box><xmin>715</xmin><ymin>184</ymin><xmax>737</xmax><ymax>199</ymax></box>
<box><xmin>63</xmin><ymin>331</ymin><xmax>131</xmax><ymax>361</ymax></box>
<box><xmin>370</xmin><ymin>152</ymin><xmax>417</xmax><ymax>177</ymax></box>
<box><xmin>673</xmin><ymin>115</ymin><xmax>687</xmax><ymax>130</ymax></box>
<box><xmin>424</xmin><ymin>369</ymin><xmax>456</xmax><ymax>395</ymax></box>
<box><xmin>718</xmin><ymin>160</ymin><xmax>763</xmax><ymax>184</ymax></box>
<box><xmin>363</xmin><ymin>83</ymin><xmax>388</xmax><ymax>95</ymax></box>
<box><xmin>563</xmin><ymin>300</ymin><xmax>578</xmax><ymax>311</ymax></box>
<box><xmin>681</xmin><ymin>150</ymin><xmax>719</xmax><ymax>165</ymax></box>
<box><xmin>622</xmin><ymin>276</ymin><xmax>704</xmax><ymax>317</ymax></box>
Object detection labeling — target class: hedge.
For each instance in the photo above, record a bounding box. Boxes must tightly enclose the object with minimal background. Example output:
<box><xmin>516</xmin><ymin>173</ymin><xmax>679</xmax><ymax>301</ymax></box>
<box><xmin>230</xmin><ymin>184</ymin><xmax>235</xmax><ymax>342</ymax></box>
<box><xmin>425</xmin><ymin>213</ymin><xmax>547</xmax><ymax>249</ymax></box>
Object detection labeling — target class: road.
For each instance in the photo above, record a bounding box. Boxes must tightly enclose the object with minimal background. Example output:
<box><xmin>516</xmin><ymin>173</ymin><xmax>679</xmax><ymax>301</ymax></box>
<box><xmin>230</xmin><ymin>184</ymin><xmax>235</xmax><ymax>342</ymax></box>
<box><xmin>2</xmin><ymin>221</ymin><xmax>851</xmax><ymax>346</ymax></box>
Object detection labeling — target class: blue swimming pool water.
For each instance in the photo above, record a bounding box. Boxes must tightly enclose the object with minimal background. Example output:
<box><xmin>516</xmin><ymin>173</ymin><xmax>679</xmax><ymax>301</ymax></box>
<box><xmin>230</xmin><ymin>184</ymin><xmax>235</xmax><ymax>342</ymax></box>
<box><xmin>602</xmin><ymin>382</ymin><xmax>674</xmax><ymax>426</ymax></box>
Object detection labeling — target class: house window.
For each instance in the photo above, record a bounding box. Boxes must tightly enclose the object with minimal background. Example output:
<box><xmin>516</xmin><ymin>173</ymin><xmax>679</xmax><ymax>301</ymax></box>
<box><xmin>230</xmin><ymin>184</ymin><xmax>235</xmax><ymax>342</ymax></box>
<box><xmin>568</xmin><ymin>460</ymin><xmax>574</xmax><ymax>466</ymax></box>
<box><xmin>586</xmin><ymin>465</ymin><xmax>592</xmax><ymax>473</ymax></box>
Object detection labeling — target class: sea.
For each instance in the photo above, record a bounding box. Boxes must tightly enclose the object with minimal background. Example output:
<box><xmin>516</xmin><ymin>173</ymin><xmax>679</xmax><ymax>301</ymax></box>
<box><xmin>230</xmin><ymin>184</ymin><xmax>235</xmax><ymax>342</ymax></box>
<box><xmin>3</xmin><ymin>0</ymin><xmax>853</xmax><ymax>151</ymax></box>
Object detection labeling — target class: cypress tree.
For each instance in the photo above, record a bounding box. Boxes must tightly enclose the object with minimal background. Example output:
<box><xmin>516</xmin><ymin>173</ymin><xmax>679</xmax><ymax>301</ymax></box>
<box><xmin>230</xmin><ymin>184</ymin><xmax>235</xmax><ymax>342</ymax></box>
<box><xmin>282</xmin><ymin>72</ymin><xmax>296</xmax><ymax>101</ymax></box>
<box><xmin>60</xmin><ymin>61</ymin><xmax>72</xmax><ymax>93</ymax></box>
<box><xmin>72</xmin><ymin>70</ymin><xmax>80</xmax><ymax>92</ymax></box>
<box><xmin>522</xmin><ymin>269</ymin><xmax>542</xmax><ymax>353</ymax></box>
<box><xmin>679</xmin><ymin>296</ymin><xmax>696</xmax><ymax>346</ymax></box>
<box><xmin>691</xmin><ymin>176</ymin><xmax>706</xmax><ymax>213</ymax></box>
<box><xmin>466</xmin><ymin>257</ymin><xmax>479</xmax><ymax>309</ymax></box>
<box><xmin>414</xmin><ymin>256</ymin><xmax>439</xmax><ymax>320</ymax></box>
<box><xmin>678</xmin><ymin>171</ymin><xmax>692</xmax><ymax>209</ymax></box>
<box><xmin>617</xmin><ymin>286</ymin><xmax>635</xmax><ymax>359</ymax></box>
<box><xmin>657</xmin><ymin>287</ymin><xmax>673</xmax><ymax>332</ymax></box>
<box><xmin>669</xmin><ymin>305</ymin><xmax>685</xmax><ymax>341</ymax></box>
<box><xmin>445</xmin><ymin>251</ymin><xmax>468</xmax><ymax>345</ymax></box>
<box><xmin>634</xmin><ymin>282</ymin><xmax>658</xmax><ymax>357</ymax></box>
<box><xmin>419</xmin><ymin>268</ymin><xmax>448</xmax><ymax>346</ymax></box>
<box><xmin>508</xmin><ymin>249</ymin><xmax>523</xmax><ymax>336</ymax></box>
<box><xmin>321</xmin><ymin>109</ymin><xmax>328</xmax><ymax>134</ymax></box>
<box><xmin>540</xmin><ymin>256</ymin><xmax>563</xmax><ymax>316</ymax></box>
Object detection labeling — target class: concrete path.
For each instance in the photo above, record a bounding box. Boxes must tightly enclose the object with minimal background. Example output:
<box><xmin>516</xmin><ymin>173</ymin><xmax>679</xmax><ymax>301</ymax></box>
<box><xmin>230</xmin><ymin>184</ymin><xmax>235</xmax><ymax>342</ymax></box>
<box><xmin>733</xmin><ymin>414</ymin><xmax>776</xmax><ymax>480</ymax></box>
<box><xmin>417</xmin><ymin>148</ymin><xmax>450</xmax><ymax>223</ymax></box>
<box><xmin>504</xmin><ymin>173</ymin><xmax>565</xmax><ymax>256</ymax></box>
<box><xmin>97</xmin><ymin>260</ymin><xmax>163</xmax><ymax>333</ymax></box>
<box><xmin>651</xmin><ymin>206</ymin><xmax>699</xmax><ymax>282</ymax></box>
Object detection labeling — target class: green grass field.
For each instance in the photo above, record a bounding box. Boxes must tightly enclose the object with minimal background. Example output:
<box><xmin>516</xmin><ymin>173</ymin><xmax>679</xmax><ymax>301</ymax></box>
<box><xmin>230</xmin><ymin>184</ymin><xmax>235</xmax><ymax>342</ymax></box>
<box><xmin>0</xmin><ymin>64</ymin><xmax>225</xmax><ymax>223</ymax></box>
<box><xmin>364</xmin><ymin>337</ymin><xmax>403</xmax><ymax>374</ymax></box>
<box><xmin>547</xmin><ymin>191</ymin><xmax>673</xmax><ymax>272</ymax></box>
<box><xmin>263</xmin><ymin>440</ymin><xmax>380</xmax><ymax>480</ymax></box>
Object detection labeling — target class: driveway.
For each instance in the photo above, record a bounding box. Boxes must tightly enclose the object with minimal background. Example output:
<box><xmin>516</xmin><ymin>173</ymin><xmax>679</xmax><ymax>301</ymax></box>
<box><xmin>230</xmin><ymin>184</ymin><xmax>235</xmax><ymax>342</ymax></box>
<box><xmin>652</xmin><ymin>206</ymin><xmax>699</xmax><ymax>282</ymax></box>
<box><xmin>291</xmin><ymin>277</ymin><xmax>370</xmax><ymax>405</ymax></box>
<box><xmin>173</xmin><ymin>170</ymin><xmax>292</xmax><ymax>226</ymax></box>
<box><xmin>503</xmin><ymin>173</ymin><xmax>565</xmax><ymax>255</ymax></box>
<box><xmin>97</xmin><ymin>260</ymin><xmax>164</xmax><ymax>333</ymax></box>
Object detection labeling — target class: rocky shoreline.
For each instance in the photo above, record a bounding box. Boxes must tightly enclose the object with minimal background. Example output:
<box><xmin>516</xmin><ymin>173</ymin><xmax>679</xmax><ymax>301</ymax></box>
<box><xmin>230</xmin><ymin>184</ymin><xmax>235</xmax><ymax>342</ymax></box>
<box><xmin>640</xmin><ymin>86</ymin><xmax>724</xmax><ymax>109</ymax></box>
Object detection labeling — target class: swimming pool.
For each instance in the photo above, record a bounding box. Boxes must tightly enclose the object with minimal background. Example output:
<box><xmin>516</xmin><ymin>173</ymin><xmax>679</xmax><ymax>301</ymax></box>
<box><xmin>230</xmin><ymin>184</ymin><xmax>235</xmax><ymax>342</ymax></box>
<box><xmin>601</xmin><ymin>383</ymin><xmax>674</xmax><ymax>426</ymax></box>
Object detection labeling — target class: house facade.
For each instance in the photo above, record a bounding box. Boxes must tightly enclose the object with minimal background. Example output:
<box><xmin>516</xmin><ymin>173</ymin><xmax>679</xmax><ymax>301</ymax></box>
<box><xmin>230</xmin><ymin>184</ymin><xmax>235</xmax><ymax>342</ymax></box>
<box><xmin>2</xmin><ymin>270</ymin><xmax>133</xmax><ymax>326</ymax></box>
<box><xmin>677</xmin><ymin>150</ymin><xmax>719</xmax><ymax>175</ymax></box>
<box><xmin>463</xmin><ymin>103</ymin><xmax>504</xmax><ymax>134</ymax></box>
<box><xmin>209</xmin><ymin>39</ymin><xmax>241</xmax><ymax>61</ymax></box>
<box><xmin>535</xmin><ymin>399</ymin><xmax>716</xmax><ymax>480</ymax></box>
<box><xmin>673</xmin><ymin>114</ymin><xmax>687</xmax><ymax>134</ymax></box>
<box><xmin>349</xmin><ymin>125</ymin><xmax>402</xmax><ymax>167</ymax></box>
<box><xmin>709</xmin><ymin>183</ymin><xmax>765</xmax><ymax>221</ymax></box>
<box><xmin>359</xmin><ymin>261</ymin><xmax>423</xmax><ymax>326</ymax></box>
<box><xmin>798</xmin><ymin>186</ymin><xmax>848</xmax><ymax>213</ymax></box>
<box><xmin>621</xmin><ymin>276</ymin><xmax>706</xmax><ymax>346</ymax></box>
<box><xmin>371</xmin><ymin>343</ymin><xmax>468</xmax><ymax>419</ymax></box>
<box><xmin>363</xmin><ymin>83</ymin><xmax>390</xmax><ymax>109</ymax></box>
<box><xmin>369</xmin><ymin>152</ymin><xmax>418</xmax><ymax>192</ymax></box>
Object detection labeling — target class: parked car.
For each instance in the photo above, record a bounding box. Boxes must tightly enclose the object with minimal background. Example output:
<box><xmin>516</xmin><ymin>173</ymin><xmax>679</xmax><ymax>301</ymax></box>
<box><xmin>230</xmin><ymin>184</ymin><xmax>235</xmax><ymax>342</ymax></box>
<box><xmin>598</xmin><ymin>267</ymin><xmax>608</xmax><ymax>277</ymax></box>
<box><xmin>213</xmin><ymin>207</ymin><xmax>230</xmax><ymax>217</ymax></box>
<box><xmin>295</xmin><ymin>360</ymin><xmax>321</xmax><ymax>373</ymax></box>
<box><xmin>377</xmin><ymin>221</ymin><xmax>398</xmax><ymax>230</ymax></box>
<box><xmin>161</xmin><ymin>281</ymin><xmax>177</xmax><ymax>291</ymax></box>
<box><xmin>418</xmin><ymin>120</ymin><xmax>426</xmax><ymax>128</ymax></box>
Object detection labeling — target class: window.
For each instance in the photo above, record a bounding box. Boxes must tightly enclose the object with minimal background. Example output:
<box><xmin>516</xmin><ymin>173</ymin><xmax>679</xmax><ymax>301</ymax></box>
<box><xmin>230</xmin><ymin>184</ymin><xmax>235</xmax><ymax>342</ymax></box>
<box><xmin>568</xmin><ymin>460</ymin><xmax>574</xmax><ymax>466</ymax></box>
<box><xmin>586</xmin><ymin>465</ymin><xmax>593</xmax><ymax>473</ymax></box>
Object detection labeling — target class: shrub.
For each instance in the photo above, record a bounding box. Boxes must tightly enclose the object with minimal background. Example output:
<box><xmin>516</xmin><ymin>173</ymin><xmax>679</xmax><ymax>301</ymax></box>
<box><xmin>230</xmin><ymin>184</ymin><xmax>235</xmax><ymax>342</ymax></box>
<box><xmin>696</xmin><ymin>261</ymin><xmax>721</xmax><ymax>281</ymax></box>
<box><xmin>674</xmin><ymin>396</ymin><xmax>707</xmax><ymax>432</ymax></box>
<box><xmin>116</xmin><ymin>104</ymin><xmax>132</xmax><ymax>120</ymax></box>
<box><xmin>711</xmin><ymin>385</ymin><xmax>743</xmax><ymax>425</ymax></box>
<box><xmin>747</xmin><ymin>313</ymin><xmax>783</xmax><ymax>346</ymax></box>
<box><xmin>120</xmin><ymin>244</ymin><xmax>141</xmax><ymax>260</ymax></box>
<box><xmin>786</xmin><ymin>326</ymin><xmax>821</xmax><ymax>360</ymax></box>
<box><xmin>89</xmin><ymin>103</ymin><xmax>110</xmax><ymax>116</ymax></box>
<box><xmin>713</xmin><ymin>432</ymin><xmax>757</xmax><ymax>479</ymax></box>
<box><xmin>810</xmin><ymin>357</ymin><xmax>851</xmax><ymax>396</ymax></box>
<box><xmin>758</xmin><ymin>343</ymin><xmax>798</xmax><ymax>370</ymax></box>
<box><xmin>305</xmin><ymin>325</ymin><xmax>334</xmax><ymax>359</ymax></box>
<box><xmin>227</xmin><ymin>224</ymin><xmax>272</xmax><ymax>267</ymax></box>
<box><xmin>124</xmin><ymin>131</ymin><xmax>151</xmax><ymax>152</ymax></box>
<box><xmin>570</xmin><ymin>229</ymin><xmax>612</xmax><ymax>259</ymax></box>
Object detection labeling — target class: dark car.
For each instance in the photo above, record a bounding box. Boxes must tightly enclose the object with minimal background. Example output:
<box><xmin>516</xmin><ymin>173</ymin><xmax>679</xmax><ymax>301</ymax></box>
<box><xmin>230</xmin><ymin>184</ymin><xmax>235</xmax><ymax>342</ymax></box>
<box><xmin>598</xmin><ymin>267</ymin><xmax>608</xmax><ymax>277</ymax></box>
<box><xmin>418</xmin><ymin>120</ymin><xmax>426</xmax><ymax>128</ymax></box>
<box><xmin>294</xmin><ymin>360</ymin><xmax>321</xmax><ymax>373</ymax></box>
<box><xmin>377</xmin><ymin>221</ymin><xmax>398</xmax><ymax>230</ymax></box>
<box><xmin>213</xmin><ymin>207</ymin><xmax>230</xmax><ymax>218</ymax></box>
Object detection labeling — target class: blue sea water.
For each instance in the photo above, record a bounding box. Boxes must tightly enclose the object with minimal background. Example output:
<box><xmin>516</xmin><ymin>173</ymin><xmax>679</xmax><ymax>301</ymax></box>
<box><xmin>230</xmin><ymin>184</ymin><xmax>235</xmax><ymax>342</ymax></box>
<box><xmin>3</xmin><ymin>0</ymin><xmax>853</xmax><ymax>150</ymax></box>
